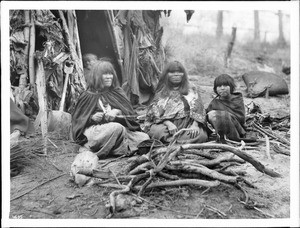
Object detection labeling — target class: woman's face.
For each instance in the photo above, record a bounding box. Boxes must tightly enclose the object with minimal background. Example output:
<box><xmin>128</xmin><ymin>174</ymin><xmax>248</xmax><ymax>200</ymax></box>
<box><xmin>168</xmin><ymin>72</ymin><xmax>184</xmax><ymax>86</ymax></box>
<box><xmin>216</xmin><ymin>84</ymin><xmax>231</xmax><ymax>98</ymax></box>
<box><xmin>102</xmin><ymin>73</ymin><xmax>114</xmax><ymax>88</ymax></box>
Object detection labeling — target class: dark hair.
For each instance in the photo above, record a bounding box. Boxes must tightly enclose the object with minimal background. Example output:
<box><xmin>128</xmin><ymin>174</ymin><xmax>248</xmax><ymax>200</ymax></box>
<box><xmin>156</xmin><ymin>60</ymin><xmax>189</xmax><ymax>97</ymax></box>
<box><xmin>213</xmin><ymin>74</ymin><xmax>236</xmax><ymax>94</ymax></box>
<box><xmin>87</xmin><ymin>60</ymin><xmax>119</xmax><ymax>92</ymax></box>
<box><xmin>82</xmin><ymin>53</ymin><xmax>98</xmax><ymax>67</ymax></box>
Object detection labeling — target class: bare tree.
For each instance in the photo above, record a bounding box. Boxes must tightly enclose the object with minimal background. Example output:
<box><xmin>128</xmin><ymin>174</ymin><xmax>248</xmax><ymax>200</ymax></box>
<box><xmin>216</xmin><ymin>10</ymin><xmax>223</xmax><ymax>39</ymax></box>
<box><xmin>254</xmin><ymin>10</ymin><xmax>260</xmax><ymax>42</ymax></box>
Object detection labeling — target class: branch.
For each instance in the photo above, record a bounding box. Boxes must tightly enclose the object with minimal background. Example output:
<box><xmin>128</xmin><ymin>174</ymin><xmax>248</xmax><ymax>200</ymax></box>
<box><xmin>135</xmin><ymin>179</ymin><xmax>220</xmax><ymax>190</ymax></box>
<box><xmin>168</xmin><ymin>161</ymin><xmax>239</xmax><ymax>184</ymax></box>
<box><xmin>11</xmin><ymin>173</ymin><xmax>67</xmax><ymax>201</ymax></box>
<box><xmin>181</xmin><ymin>143</ymin><xmax>281</xmax><ymax>178</ymax></box>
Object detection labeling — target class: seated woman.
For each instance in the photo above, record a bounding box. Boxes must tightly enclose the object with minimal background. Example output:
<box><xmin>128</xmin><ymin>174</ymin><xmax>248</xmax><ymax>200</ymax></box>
<box><xmin>206</xmin><ymin>74</ymin><xmax>246</xmax><ymax>143</ymax></box>
<box><xmin>143</xmin><ymin>60</ymin><xmax>208</xmax><ymax>144</ymax></box>
<box><xmin>72</xmin><ymin>60</ymin><xmax>149</xmax><ymax>158</ymax></box>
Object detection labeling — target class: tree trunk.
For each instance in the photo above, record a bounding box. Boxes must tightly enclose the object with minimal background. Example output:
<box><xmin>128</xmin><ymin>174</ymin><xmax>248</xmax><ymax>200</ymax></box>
<box><xmin>254</xmin><ymin>10</ymin><xmax>260</xmax><ymax>42</ymax></box>
<box><xmin>216</xmin><ymin>10</ymin><xmax>223</xmax><ymax>40</ymax></box>
<box><xmin>277</xmin><ymin>10</ymin><xmax>286</xmax><ymax>47</ymax></box>
<box><xmin>224</xmin><ymin>27</ymin><xmax>237</xmax><ymax>68</ymax></box>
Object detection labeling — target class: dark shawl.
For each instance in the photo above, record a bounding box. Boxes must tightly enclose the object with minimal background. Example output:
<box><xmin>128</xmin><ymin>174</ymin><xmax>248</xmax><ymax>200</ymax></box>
<box><xmin>206</xmin><ymin>92</ymin><xmax>246</xmax><ymax>140</ymax></box>
<box><xmin>72</xmin><ymin>87</ymin><xmax>141</xmax><ymax>145</ymax></box>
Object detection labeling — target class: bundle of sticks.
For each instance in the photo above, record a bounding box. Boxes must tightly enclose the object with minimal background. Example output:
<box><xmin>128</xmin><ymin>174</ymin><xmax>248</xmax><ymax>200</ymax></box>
<box><xmin>78</xmin><ymin>135</ymin><xmax>281</xmax><ymax>217</ymax></box>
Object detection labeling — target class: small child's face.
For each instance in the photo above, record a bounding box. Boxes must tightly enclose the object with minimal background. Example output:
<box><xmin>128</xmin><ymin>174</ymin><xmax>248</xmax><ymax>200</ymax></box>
<box><xmin>216</xmin><ymin>84</ymin><xmax>231</xmax><ymax>98</ymax></box>
<box><xmin>84</xmin><ymin>58</ymin><xmax>97</xmax><ymax>70</ymax></box>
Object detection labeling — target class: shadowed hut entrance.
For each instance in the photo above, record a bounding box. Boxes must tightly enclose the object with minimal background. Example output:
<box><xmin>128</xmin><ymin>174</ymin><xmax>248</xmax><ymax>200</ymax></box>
<box><xmin>76</xmin><ymin>10</ymin><xmax>123</xmax><ymax>83</ymax></box>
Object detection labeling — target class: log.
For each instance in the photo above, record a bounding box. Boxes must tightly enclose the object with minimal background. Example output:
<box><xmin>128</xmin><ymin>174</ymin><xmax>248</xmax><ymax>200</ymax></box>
<box><xmin>181</xmin><ymin>143</ymin><xmax>281</xmax><ymax>178</ymax></box>
<box><xmin>169</xmin><ymin>161</ymin><xmax>238</xmax><ymax>183</ymax></box>
<box><xmin>176</xmin><ymin>153</ymin><xmax>244</xmax><ymax>168</ymax></box>
<box><xmin>135</xmin><ymin>179</ymin><xmax>220</xmax><ymax>190</ymax></box>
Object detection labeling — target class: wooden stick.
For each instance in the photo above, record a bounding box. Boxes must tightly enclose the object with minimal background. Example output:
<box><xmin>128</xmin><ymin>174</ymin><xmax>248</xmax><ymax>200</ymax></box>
<box><xmin>23</xmin><ymin>10</ymin><xmax>30</xmax><ymax>73</ymax></box>
<box><xmin>125</xmin><ymin>154</ymin><xmax>150</xmax><ymax>173</ymax></box>
<box><xmin>128</xmin><ymin>161</ymin><xmax>153</xmax><ymax>175</ymax></box>
<box><xmin>47</xmin><ymin>138</ymin><xmax>58</xmax><ymax>148</ymax></box>
<box><xmin>176</xmin><ymin>153</ymin><xmax>244</xmax><ymax>168</ymax></box>
<box><xmin>181</xmin><ymin>143</ymin><xmax>281</xmax><ymax>178</ymax></box>
<box><xmin>156</xmin><ymin>145</ymin><xmax>181</xmax><ymax>172</ymax></box>
<box><xmin>35</xmin><ymin>60</ymin><xmax>48</xmax><ymax>154</ymax></box>
<box><xmin>238</xmin><ymin>200</ymin><xmax>274</xmax><ymax>218</ymax></box>
<box><xmin>184</xmin><ymin>149</ymin><xmax>217</xmax><ymax>160</ymax></box>
<box><xmin>109</xmin><ymin>168</ymin><xmax>121</xmax><ymax>186</ymax></box>
<box><xmin>205</xmin><ymin>204</ymin><xmax>227</xmax><ymax>218</ymax></box>
<box><xmin>11</xmin><ymin>173</ymin><xmax>67</xmax><ymax>201</ymax></box>
<box><xmin>252</xmin><ymin>123</ymin><xmax>290</xmax><ymax>146</ymax></box>
<box><xmin>135</xmin><ymin>179</ymin><xmax>220</xmax><ymax>190</ymax></box>
<box><xmin>29</xmin><ymin>10</ymin><xmax>36</xmax><ymax>85</ymax></box>
<box><xmin>264</xmin><ymin>134</ymin><xmax>272</xmax><ymax>159</ymax></box>
<box><xmin>138</xmin><ymin>170</ymin><xmax>154</xmax><ymax>196</ymax></box>
<box><xmin>168</xmin><ymin>162</ymin><xmax>238</xmax><ymax>184</ymax></box>
<box><xmin>157</xmin><ymin>171</ymin><xmax>179</xmax><ymax>180</ymax></box>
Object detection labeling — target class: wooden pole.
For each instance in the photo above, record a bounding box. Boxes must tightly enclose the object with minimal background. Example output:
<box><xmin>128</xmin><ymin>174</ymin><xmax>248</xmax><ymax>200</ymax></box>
<box><xmin>277</xmin><ymin>10</ymin><xmax>286</xmax><ymax>47</ymax></box>
<box><xmin>105</xmin><ymin>10</ymin><xmax>125</xmax><ymax>84</ymax></box>
<box><xmin>224</xmin><ymin>27</ymin><xmax>237</xmax><ymax>68</ymax></box>
<box><xmin>67</xmin><ymin>10</ymin><xmax>74</xmax><ymax>45</ymax></box>
<box><xmin>28</xmin><ymin>10</ymin><xmax>36</xmax><ymax>86</ymax></box>
<box><xmin>23</xmin><ymin>10</ymin><xmax>30</xmax><ymax>75</ymax></box>
<box><xmin>59</xmin><ymin>10</ymin><xmax>86</xmax><ymax>90</ymax></box>
<box><xmin>254</xmin><ymin>10</ymin><xmax>260</xmax><ymax>43</ymax></box>
<box><xmin>35</xmin><ymin>59</ymin><xmax>48</xmax><ymax>154</ymax></box>
<box><xmin>72</xmin><ymin>10</ymin><xmax>84</xmax><ymax>70</ymax></box>
<box><xmin>216</xmin><ymin>10</ymin><xmax>223</xmax><ymax>40</ymax></box>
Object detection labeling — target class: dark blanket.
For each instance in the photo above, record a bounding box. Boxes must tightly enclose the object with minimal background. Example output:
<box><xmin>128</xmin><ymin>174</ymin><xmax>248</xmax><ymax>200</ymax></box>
<box><xmin>72</xmin><ymin>87</ymin><xmax>141</xmax><ymax>146</ymax></box>
<box><xmin>206</xmin><ymin>92</ymin><xmax>246</xmax><ymax>140</ymax></box>
<box><xmin>10</xmin><ymin>98</ymin><xmax>34</xmax><ymax>135</ymax></box>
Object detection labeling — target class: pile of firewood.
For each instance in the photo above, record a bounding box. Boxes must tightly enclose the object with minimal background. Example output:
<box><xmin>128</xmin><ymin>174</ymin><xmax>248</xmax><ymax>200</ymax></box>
<box><xmin>78</xmin><ymin>136</ymin><xmax>281</xmax><ymax>217</ymax></box>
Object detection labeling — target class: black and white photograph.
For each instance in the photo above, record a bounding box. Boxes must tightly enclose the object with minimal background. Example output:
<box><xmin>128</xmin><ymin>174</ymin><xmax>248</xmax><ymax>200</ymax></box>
<box><xmin>2</xmin><ymin>1</ymin><xmax>299</xmax><ymax>227</ymax></box>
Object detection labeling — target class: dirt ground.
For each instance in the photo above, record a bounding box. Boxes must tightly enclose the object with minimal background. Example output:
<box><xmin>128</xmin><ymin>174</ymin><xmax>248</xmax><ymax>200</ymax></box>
<box><xmin>9</xmin><ymin>73</ymin><xmax>291</xmax><ymax>222</ymax></box>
